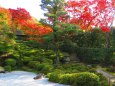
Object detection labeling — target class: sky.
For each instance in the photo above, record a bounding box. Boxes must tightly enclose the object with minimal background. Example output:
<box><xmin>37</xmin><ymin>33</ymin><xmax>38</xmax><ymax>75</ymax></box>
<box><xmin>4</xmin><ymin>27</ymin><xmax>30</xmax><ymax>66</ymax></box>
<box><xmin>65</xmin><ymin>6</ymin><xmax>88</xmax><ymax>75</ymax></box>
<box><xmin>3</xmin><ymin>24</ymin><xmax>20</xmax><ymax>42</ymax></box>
<box><xmin>0</xmin><ymin>0</ymin><xmax>115</xmax><ymax>26</ymax></box>
<box><xmin>0</xmin><ymin>0</ymin><xmax>45</xmax><ymax>20</ymax></box>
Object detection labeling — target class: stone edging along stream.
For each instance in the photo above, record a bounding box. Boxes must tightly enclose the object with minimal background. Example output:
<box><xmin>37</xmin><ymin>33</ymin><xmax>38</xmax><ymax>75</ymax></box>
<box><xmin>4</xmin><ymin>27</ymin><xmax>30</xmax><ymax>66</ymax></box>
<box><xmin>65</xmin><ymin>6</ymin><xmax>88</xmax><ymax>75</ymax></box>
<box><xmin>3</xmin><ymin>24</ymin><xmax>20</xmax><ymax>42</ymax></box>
<box><xmin>96</xmin><ymin>68</ymin><xmax>115</xmax><ymax>85</ymax></box>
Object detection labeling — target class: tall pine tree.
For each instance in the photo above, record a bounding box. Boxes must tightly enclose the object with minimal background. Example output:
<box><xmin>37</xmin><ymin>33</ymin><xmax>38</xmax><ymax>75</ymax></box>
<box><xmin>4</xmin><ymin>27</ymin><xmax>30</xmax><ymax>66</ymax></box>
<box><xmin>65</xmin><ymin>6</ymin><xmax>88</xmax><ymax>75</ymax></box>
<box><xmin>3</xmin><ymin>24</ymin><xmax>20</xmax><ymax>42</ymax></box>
<box><xmin>40</xmin><ymin>0</ymin><xmax>68</xmax><ymax>65</ymax></box>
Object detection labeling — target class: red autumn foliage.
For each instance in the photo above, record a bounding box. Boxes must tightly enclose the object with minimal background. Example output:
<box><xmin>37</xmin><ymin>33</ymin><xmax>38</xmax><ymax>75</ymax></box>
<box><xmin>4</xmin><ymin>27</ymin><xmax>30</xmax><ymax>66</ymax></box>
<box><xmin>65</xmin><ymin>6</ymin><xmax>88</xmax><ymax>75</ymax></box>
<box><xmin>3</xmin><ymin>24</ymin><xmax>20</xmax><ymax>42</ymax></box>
<box><xmin>101</xmin><ymin>26</ymin><xmax>110</xmax><ymax>32</ymax></box>
<box><xmin>9</xmin><ymin>8</ymin><xmax>31</xmax><ymax>23</ymax></box>
<box><xmin>66</xmin><ymin>0</ymin><xmax>114</xmax><ymax>32</ymax></box>
<box><xmin>20</xmin><ymin>19</ymin><xmax>53</xmax><ymax>42</ymax></box>
<box><xmin>20</xmin><ymin>19</ymin><xmax>53</xmax><ymax>36</ymax></box>
<box><xmin>9</xmin><ymin>7</ymin><xmax>53</xmax><ymax>38</ymax></box>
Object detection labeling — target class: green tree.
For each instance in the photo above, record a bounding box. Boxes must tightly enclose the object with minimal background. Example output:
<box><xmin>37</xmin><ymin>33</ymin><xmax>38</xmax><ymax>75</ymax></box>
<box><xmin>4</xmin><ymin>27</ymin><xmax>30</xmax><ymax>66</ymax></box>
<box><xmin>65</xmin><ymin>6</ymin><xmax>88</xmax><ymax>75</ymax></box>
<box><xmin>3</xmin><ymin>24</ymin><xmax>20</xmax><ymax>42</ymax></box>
<box><xmin>0</xmin><ymin>7</ymin><xmax>15</xmax><ymax>65</ymax></box>
<box><xmin>40</xmin><ymin>0</ymin><xmax>71</xmax><ymax>65</ymax></box>
<box><xmin>41</xmin><ymin>0</ymin><xmax>66</xmax><ymax>65</ymax></box>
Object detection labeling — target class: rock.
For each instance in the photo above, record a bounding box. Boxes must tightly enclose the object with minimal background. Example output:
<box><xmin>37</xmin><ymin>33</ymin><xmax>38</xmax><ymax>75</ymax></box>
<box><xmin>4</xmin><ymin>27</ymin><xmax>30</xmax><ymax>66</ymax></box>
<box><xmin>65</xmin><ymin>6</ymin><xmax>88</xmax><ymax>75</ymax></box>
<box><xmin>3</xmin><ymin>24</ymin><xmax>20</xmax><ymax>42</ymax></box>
<box><xmin>60</xmin><ymin>57</ymin><xmax>70</xmax><ymax>64</ymax></box>
<box><xmin>87</xmin><ymin>65</ymin><xmax>92</xmax><ymax>68</ymax></box>
<box><xmin>0</xmin><ymin>66</ymin><xmax>5</xmax><ymax>73</ymax></box>
<box><xmin>65</xmin><ymin>57</ymin><xmax>70</xmax><ymax>62</ymax></box>
<box><xmin>33</xmin><ymin>73</ymin><xmax>44</xmax><ymax>80</ymax></box>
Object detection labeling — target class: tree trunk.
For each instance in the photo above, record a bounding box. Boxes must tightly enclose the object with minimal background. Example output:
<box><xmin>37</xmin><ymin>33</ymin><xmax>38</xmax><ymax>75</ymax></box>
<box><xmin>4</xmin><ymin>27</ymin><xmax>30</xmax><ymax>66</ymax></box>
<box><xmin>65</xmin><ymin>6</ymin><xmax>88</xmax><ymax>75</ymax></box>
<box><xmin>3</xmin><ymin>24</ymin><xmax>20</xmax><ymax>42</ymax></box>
<box><xmin>53</xmin><ymin>32</ymin><xmax>60</xmax><ymax>66</ymax></box>
<box><xmin>105</xmin><ymin>32</ymin><xmax>110</xmax><ymax>48</ymax></box>
<box><xmin>55</xmin><ymin>47</ymin><xmax>60</xmax><ymax>66</ymax></box>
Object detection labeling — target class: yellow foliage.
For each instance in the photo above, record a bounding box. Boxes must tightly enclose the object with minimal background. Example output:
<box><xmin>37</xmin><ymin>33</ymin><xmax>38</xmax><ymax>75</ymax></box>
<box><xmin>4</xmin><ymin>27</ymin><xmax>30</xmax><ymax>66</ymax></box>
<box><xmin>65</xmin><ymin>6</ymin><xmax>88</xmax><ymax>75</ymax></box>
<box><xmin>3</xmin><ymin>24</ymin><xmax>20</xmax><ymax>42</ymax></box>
<box><xmin>0</xmin><ymin>7</ymin><xmax>12</xmax><ymax>28</ymax></box>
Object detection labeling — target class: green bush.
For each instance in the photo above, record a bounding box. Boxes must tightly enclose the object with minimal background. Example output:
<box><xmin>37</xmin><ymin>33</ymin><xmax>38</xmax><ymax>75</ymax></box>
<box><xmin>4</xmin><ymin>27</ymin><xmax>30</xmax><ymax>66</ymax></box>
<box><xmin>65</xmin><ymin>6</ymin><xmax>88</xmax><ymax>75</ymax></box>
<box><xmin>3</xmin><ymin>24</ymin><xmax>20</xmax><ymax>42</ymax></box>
<box><xmin>96</xmin><ymin>73</ymin><xmax>109</xmax><ymax>86</ymax></box>
<box><xmin>48</xmin><ymin>72</ymin><xmax>62</xmax><ymax>83</ymax></box>
<box><xmin>42</xmin><ymin>58</ymin><xmax>53</xmax><ymax>64</ymax></box>
<box><xmin>5</xmin><ymin>58</ymin><xmax>16</xmax><ymax>66</ymax></box>
<box><xmin>22</xmin><ymin>56</ymin><xmax>33</xmax><ymax>64</ymax></box>
<box><xmin>62</xmin><ymin>63</ymin><xmax>88</xmax><ymax>72</ymax></box>
<box><xmin>35</xmin><ymin>63</ymin><xmax>43</xmax><ymax>70</ymax></box>
<box><xmin>43</xmin><ymin>50</ymin><xmax>55</xmax><ymax>58</ymax></box>
<box><xmin>48</xmin><ymin>72</ymin><xmax>100</xmax><ymax>86</ymax></box>
<box><xmin>28</xmin><ymin>61</ymin><xmax>40</xmax><ymax>68</ymax></box>
<box><xmin>41</xmin><ymin>64</ymin><xmax>53</xmax><ymax>71</ymax></box>
<box><xmin>106</xmin><ymin>66</ymin><xmax>115</xmax><ymax>72</ymax></box>
<box><xmin>32</xmin><ymin>56</ymin><xmax>44</xmax><ymax>62</ymax></box>
<box><xmin>110</xmin><ymin>57</ymin><xmax>115</xmax><ymax>65</ymax></box>
<box><xmin>88</xmin><ymin>68</ymin><xmax>96</xmax><ymax>73</ymax></box>
<box><xmin>28</xmin><ymin>61</ymin><xmax>53</xmax><ymax>73</ymax></box>
<box><xmin>4</xmin><ymin>65</ymin><xmax>12</xmax><ymax>71</ymax></box>
<box><xmin>35</xmin><ymin>63</ymin><xmax>53</xmax><ymax>74</ymax></box>
<box><xmin>52</xmin><ymin>63</ymin><xmax>89</xmax><ymax>74</ymax></box>
<box><xmin>60</xmin><ymin>73</ymin><xmax>75</xmax><ymax>84</ymax></box>
<box><xmin>74</xmin><ymin>72</ymin><xmax>100</xmax><ymax>86</ymax></box>
<box><xmin>34</xmin><ymin>57</ymin><xmax>53</xmax><ymax>64</ymax></box>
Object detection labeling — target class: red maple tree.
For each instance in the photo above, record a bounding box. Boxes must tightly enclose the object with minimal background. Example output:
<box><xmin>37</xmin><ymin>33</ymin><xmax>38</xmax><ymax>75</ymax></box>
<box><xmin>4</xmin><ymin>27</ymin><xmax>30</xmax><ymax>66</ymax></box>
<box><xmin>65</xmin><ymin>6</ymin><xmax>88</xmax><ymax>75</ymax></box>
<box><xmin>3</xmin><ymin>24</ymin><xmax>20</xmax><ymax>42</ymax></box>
<box><xmin>9</xmin><ymin>8</ymin><xmax>31</xmax><ymax>23</ymax></box>
<box><xmin>66</xmin><ymin>0</ymin><xmax>114</xmax><ymax>32</ymax></box>
<box><xmin>9</xmin><ymin>8</ymin><xmax>53</xmax><ymax>38</ymax></box>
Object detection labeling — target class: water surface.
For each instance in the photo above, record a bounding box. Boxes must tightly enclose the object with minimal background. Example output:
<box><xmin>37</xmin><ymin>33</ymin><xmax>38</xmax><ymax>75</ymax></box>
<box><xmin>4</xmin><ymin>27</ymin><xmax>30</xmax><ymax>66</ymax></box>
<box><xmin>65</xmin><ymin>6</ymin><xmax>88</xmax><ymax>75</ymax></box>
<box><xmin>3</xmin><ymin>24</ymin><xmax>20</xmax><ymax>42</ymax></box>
<box><xmin>0</xmin><ymin>71</ymin><xmax>69</xmax><ymax>86</ymax></box>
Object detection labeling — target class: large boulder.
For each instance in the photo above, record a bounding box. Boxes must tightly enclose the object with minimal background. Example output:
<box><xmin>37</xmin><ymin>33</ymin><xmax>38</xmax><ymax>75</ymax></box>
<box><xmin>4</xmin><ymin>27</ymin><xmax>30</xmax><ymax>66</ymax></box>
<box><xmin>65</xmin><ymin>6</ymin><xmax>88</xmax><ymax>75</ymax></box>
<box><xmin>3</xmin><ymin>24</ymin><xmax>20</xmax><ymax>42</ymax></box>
<box><xmin>0</xmin><ymin>66</ymin><xmax>5</xmax><ymax>73</ymax></box>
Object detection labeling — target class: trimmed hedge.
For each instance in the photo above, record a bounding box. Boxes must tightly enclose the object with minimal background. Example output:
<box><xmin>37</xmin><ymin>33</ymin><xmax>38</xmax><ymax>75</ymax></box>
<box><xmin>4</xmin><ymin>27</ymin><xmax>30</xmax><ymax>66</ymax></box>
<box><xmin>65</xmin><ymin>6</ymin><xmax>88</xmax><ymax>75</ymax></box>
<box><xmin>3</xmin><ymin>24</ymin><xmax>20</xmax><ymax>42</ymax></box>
<box><xmin>48</xmin><ymin>72</ymin><xmax>61</xmax><ymax>83</ymax></box>
<box><xmin>76</xmin><ymin>48</ymin><xmax>114</xmax><ymax>64</ymax></box>
<box><xmin>48</xmin><ymin>72</ymin><xmax>100</xmax><ymax>86</ymax></box>
<box><xmin>61</xmin><ymin>40</ymin><xmax>114</xmax><ymax>65</ymax></box>
<box><xmin>73</xmin><ymin>72</ymin><xmax>100</xmax><ymax>86</ymax></box>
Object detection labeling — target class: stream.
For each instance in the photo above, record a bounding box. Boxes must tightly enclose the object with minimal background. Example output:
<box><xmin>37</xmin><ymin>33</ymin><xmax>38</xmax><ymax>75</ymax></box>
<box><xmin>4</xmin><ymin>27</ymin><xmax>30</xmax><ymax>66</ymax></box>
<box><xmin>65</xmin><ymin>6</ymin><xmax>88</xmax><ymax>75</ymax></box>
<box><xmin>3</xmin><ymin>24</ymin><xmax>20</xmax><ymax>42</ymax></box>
<box><xmin>0</xmin><ymin>71</ymin><xmax>69</xmax><ymax>86</ymax></box>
